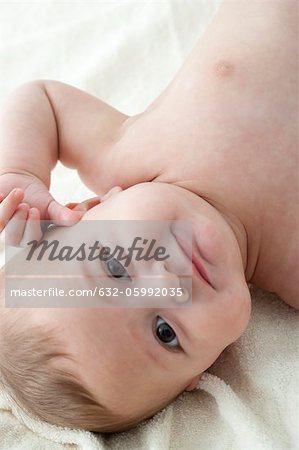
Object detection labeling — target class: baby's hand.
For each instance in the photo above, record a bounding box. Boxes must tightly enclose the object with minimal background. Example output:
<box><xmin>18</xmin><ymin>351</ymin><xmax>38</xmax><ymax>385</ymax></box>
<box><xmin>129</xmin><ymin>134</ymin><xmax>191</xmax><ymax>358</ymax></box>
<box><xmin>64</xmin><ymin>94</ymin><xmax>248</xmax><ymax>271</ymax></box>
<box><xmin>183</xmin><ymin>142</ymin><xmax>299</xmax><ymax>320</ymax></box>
<box><xmin>0</xmin><ymin>189</ymin><xmax>42</xmax><ymax>247</ymax></box>
<box><xmin>64</xmin><ymin>187</ymin><xmax>122</xmax><ymax>212</ymax></box>
<box><xmin>0</xmin><ymin>171</ymin><xmax>83</xmax><ymax>225</ymax></box>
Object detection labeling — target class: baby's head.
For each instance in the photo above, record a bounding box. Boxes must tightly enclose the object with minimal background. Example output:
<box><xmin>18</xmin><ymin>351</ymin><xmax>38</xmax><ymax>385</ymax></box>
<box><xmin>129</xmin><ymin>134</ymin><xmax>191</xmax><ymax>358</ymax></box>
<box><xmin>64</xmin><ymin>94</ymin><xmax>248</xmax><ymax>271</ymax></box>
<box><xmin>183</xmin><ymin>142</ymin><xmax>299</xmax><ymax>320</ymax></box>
<box><xmin>0</xmin><ymin>182</ymin><xmax>251</xmax><ymax>432</ymax></box>
<box><xmin>0</xmin><ymin>306</ymin><xmax>185</xmax><ymax>433</ymax></box>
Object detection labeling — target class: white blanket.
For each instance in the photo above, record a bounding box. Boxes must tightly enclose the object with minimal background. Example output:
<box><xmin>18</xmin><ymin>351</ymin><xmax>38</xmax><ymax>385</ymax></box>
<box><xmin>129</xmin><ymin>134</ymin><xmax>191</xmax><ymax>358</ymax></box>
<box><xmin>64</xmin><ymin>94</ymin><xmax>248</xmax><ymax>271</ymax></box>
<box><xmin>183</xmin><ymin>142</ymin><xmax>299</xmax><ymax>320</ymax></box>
<box><xmin>0</xmin><ymin>1</ymin><xmax>298</xmax><ymax>449</ymax></box>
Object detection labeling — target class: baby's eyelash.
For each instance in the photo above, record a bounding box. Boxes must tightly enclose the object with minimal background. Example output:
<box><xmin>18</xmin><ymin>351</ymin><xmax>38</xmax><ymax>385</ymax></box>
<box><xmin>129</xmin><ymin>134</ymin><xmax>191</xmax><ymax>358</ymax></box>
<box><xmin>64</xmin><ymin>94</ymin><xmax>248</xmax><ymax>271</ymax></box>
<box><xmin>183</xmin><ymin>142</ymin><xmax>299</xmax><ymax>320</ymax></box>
<box><xmin>153</xmin><ymin>316</ymin><xmax>181</xmax><ymax>351</ymax></box>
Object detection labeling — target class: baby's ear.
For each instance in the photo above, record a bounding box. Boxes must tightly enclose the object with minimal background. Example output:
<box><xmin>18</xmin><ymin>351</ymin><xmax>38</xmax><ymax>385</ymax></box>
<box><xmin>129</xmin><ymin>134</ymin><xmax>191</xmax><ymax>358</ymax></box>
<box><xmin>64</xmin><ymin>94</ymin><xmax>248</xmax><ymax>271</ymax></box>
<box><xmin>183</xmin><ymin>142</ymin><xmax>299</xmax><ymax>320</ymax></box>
<box><xmin>184</xmin><ymin>374</ymin><xmax>202</xmax><ymax>391</ymax></box>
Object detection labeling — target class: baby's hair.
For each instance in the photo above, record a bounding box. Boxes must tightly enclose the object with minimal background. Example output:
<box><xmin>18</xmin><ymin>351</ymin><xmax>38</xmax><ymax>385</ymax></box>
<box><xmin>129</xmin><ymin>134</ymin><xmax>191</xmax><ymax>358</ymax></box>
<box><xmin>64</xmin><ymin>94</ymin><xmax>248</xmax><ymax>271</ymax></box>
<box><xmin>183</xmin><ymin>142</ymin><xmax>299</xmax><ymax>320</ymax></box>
<box><xmin>0</xmin><ymin>271</ymin><xmax>176</xmax><ymax>433</ymax></box>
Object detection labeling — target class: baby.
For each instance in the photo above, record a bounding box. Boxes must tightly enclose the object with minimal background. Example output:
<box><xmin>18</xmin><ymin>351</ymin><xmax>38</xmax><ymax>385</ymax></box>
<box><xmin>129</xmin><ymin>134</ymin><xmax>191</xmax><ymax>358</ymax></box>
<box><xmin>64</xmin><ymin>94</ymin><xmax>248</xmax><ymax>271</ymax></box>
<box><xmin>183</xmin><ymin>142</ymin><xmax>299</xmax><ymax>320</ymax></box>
<box><xmin>0</xmin><ymin>0</ymin><xmax>298</xmax><ymax>434</ymax></box>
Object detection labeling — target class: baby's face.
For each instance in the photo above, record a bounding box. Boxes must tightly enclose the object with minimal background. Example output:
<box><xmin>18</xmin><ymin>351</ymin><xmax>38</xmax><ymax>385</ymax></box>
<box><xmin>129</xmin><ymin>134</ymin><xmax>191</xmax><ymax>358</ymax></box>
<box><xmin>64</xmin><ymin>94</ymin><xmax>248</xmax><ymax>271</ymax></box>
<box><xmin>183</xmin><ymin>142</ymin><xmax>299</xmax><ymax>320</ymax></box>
<box><xmin>22</xmin><ymin>182</ymin><xmax>251</xmax><ymax>418</ymax></box>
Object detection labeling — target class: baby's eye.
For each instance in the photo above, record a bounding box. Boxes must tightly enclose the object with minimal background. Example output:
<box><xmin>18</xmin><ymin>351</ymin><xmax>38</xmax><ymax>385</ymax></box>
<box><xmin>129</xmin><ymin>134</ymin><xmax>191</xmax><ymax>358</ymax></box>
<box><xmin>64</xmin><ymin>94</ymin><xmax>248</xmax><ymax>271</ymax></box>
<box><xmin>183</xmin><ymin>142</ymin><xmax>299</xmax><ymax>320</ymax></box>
<box><xmin>105</xmin><ymin>257</ymin><xmax>131</xmax><ymax>281</ymax></box>
<box><xmin>154</xmin><ymin>316</ymin><xmax>180</xmax><ymax>350</ymax></box>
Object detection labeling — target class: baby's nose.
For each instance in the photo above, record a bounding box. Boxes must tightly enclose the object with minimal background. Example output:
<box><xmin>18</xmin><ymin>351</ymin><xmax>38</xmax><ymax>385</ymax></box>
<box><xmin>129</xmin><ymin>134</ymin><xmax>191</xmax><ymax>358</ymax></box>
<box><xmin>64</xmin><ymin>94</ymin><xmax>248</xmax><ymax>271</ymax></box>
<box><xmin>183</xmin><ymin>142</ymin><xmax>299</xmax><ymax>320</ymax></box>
<box><xmin>159</xmin><ymin>262</ymin><xmax>191</xmax><ymax>305</ymax></box>
<box><xmin>175</xmin><ymin>287</ymin><xmax>190</xmax><ymax>304</ymax></box>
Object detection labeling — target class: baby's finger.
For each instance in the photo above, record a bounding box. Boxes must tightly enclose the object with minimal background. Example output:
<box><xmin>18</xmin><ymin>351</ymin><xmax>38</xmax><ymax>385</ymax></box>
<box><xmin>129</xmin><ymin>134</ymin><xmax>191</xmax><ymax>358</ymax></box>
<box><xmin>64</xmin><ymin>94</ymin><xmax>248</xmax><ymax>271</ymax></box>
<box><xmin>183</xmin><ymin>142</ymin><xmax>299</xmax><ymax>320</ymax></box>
<box><xmin>2</xmin><ymin>202</ymin><xmax>29</xmax><ymax>247</ymax></box>
<box><xmin>0</xmin><ymin>188</ymin><xmax>24</xmax><ymax>232</ymax></box>
<box><xmin>20</xmin><ymin>207</ymin><xmax>43</xmax><ymax>247</ymax></box>
<box><xmin>101</xmin><ymin>186</ymin><xmax>122</xmax><ymax>201</ymax></box>
<box><xmin>47</xmin><ymin>200</ymin><xmax>84</xmax><ymax>226</ymax></box>
<box><xmin>65</xmin><ymin>197</ymin><xmax>101</xmax><ymax>212</ymax></box>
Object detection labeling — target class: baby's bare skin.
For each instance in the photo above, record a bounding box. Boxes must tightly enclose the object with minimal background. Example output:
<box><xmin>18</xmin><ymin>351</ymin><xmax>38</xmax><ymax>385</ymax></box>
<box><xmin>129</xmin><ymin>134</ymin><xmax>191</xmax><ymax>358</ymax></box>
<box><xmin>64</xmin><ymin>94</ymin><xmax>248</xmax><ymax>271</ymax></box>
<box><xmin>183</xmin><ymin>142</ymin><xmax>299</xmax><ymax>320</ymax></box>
<box><xmin>94</xmin><ymin>0</ymin><xmax>298</xmax><ymax>308</ymax></box>
<box><xmin>0</xmin><ymin>1</ymin><xmax>297</xmax><ymax>308</ymax></box>
<box><xmin>0</xmin><ymin>1</ymin><xmax>298</xmax><ymax>431</ymax></box>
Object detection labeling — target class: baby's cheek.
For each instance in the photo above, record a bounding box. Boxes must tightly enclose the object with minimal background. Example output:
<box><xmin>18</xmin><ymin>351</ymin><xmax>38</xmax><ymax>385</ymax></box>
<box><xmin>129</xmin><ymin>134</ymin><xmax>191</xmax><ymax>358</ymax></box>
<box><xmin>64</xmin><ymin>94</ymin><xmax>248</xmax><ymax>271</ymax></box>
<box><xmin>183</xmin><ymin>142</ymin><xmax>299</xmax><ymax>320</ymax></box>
<box><xmin>118</xmin><ymin>183</ymin><xmax>179</xmax><ymax>220</ymax></box>
<box><xmin>223</xmin><ymin>283</ymin><xmax>251</xmax><ymax>341</ymax></box>
<box><xmin>201</xmin><ymin>220</ymin><xmax>225</xmax><ymax>260</ymax></box>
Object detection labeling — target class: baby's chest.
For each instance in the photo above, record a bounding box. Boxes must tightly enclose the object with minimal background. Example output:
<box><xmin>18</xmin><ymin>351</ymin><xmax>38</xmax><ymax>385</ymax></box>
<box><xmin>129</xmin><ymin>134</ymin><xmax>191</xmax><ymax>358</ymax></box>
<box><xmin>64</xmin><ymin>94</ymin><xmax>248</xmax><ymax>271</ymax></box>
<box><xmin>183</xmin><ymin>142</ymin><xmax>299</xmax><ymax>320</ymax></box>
<box><xmin>264</xmin><ymin>205</ymin><xmax>299</xmax><ymax>311</ymax></box>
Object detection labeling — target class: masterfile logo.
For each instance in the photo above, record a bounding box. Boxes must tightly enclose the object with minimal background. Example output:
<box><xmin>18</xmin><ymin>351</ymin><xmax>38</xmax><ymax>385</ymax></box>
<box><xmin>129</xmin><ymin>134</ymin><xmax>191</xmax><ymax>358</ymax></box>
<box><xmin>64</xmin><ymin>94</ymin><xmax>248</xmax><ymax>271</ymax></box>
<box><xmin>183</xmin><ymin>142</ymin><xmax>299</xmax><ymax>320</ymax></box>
<box><xmin>4</xmin><ymin>220</ymin><xmax>193</xmax><ymax>308</ymax></box>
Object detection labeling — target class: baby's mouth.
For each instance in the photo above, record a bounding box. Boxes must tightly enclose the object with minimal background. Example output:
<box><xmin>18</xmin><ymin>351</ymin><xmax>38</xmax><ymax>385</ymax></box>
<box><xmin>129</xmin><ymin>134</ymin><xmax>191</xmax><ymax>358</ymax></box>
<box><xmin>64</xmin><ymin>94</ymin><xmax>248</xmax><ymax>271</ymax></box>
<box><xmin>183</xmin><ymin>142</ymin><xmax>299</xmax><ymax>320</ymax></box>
<box><xmin>171</xmin><ymin>229</ymin><xmax>213</xmax><ymax>288</ymax></box>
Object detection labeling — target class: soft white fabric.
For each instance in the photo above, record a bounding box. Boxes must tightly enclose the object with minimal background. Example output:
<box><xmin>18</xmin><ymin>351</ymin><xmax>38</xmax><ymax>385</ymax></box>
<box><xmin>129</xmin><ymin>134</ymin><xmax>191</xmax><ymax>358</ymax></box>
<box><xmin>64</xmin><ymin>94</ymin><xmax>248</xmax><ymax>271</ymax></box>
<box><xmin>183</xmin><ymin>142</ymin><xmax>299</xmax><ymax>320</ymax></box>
<box><xmin>0</xmin><ymin>1</ymin><xmax>298</xmax><ymax>449</ymax></box>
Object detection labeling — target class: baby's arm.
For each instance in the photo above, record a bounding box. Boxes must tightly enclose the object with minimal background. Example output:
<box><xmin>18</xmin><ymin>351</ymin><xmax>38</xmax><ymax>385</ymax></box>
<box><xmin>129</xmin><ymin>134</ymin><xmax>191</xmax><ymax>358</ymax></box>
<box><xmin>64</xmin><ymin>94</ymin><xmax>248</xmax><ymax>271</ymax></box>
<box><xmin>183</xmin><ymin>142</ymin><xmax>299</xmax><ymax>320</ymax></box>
<box><xmin>0</xmin><ymin>80</ymin><xmax>129</xmax><ymax>220</ymax></box>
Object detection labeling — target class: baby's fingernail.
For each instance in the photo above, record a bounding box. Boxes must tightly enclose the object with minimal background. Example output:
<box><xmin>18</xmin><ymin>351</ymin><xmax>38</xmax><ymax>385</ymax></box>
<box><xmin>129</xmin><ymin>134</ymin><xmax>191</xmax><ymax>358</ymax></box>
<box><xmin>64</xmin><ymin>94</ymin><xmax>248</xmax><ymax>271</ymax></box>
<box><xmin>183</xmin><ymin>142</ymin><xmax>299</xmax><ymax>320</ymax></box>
<box><xmin>13</xmin><ymin>188</ymin><xmax>23</xmax><ymax>198</ymax></box>
<box><xmin>65</xmin><ymin>202</ymin><xmax>78</xmax><ymax>210</ymax></box>
<box><xmin>29</xmin><ymin>207</ymin><xmax>39</xmax><ymax>218</ymax></box>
